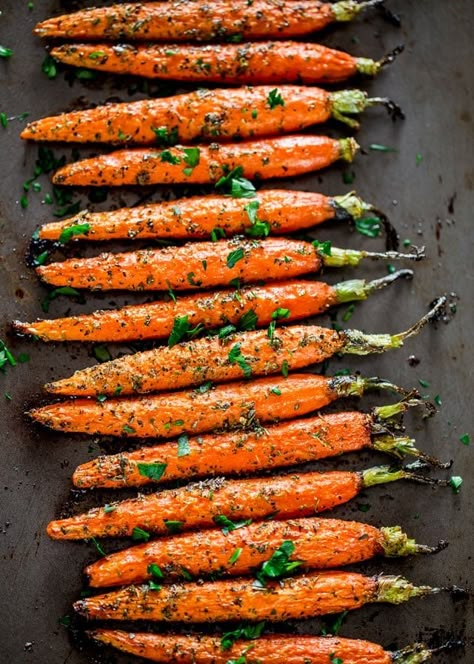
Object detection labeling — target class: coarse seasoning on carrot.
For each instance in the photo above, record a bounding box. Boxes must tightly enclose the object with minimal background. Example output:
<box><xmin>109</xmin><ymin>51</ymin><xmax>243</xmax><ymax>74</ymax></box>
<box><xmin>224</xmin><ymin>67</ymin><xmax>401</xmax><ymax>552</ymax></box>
<box><xmin>22</xmin><ymin>86</ymin><xmax>392</xmax><ymax>144</ymax></box>
<box><xmin>88</xmin><ymin>630</ymin><xmax>445</xmax><ymax>664</ymax></box>
<box><xmin>71</xmin><ymin>402</ymin><xmax>444</xmax><ymax>490</ymax></box>
<box><xmin>50</xmin><ymin>41</ymin><xmax>390</xmax><ymax>84</ymax></box>
<box><xmin>12</xmin><ymin>271</ymin><xmax>411</xmax><ymax>343</ymax></box>
<box><xmin>35</xmin><ymin>237</ymin><xmax>420</xmax><ymax>291</ymax></box>
<box><xmin>29</xmin><ymin>372</ymin><xmax>408</xmax><ymax>438</ymax></box>
<box><xmin>51</xmin><ymin>135</ymin><xmax>357</xmax><ymax>187</ymax></box>
<box><xmin>85</xmin><ymin>517</ymin><xmax>440</xmax><ymax>588</ymax></box>
<box><xmin>47</xmin><ymin>300</ymin><xmax>445</xmax><ymax>397</ymax></box>
<box><xmin>35</xmin><ymin>1</ymin><xmax>378</xmax><ymax>42</ymax></box>
<box><xmin>74</xmin><ymin>572</ymin><xmax>440</xmax><ymax>621</ymax></box>
<box><xmin>36</xmin><ymin>190</ymin><xmax>375</xmax><ymax>242</ymax></box>
<box><xmin>46</xmin><ymin>464</ymin><xmax>440</xmax><ymax>540</ymax></box>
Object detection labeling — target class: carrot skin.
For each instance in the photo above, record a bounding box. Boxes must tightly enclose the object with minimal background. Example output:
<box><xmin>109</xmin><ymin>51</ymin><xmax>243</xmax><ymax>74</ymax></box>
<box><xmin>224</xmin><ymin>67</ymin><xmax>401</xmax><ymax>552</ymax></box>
<box><xmin>13</xmin><ymin>280</ymin><xmax>338</xmax><ymax>343</ymax></box>
<box><xmin>22</xmin><ymin>86</ymin><xmax>334</xmax><ymax>145</ymax></box>
<box><xmin>37</xmin><ymin>189</ymin><xmax>340</xmax><ymax>241</ymax></box>
<box><xmin>73</xmin><ymin>411</ymin><xmax>371</xmax><ymax>489</ymax></box>
<box><xmin>35</xmin><ymin>2</ymin><xmax>345</xmax><ymax>42</ymax></box>
<box><xmin>52</xmin><ymin>135</ymin><xmax>354</xmax><ymax>187</ymax></box>
<box><xmin>29</xmin><ymin>373</ymin><xmax>347</xmax><ymax>437</ymax></box>
<box><xmin>47</xmin><ymin>325</ymin><xmax>346</xmax><ymax>396</ymax></box>
<box><xmin>75</xmin><ymin>571</ymin><xmax>377</xmax><ymax>621</ymax></box>
<box><xmin>85</xmin><ymin>517</ymin><xmax>383</xmax><ymax>588</ymax></box>
<box><xmin>90</xmin><ymin>631</ymin><xmax>391</xmax><ymax>664</ymax></box>
<box><xmin>47</xmin><ymin>469</ymin><xmax>363</xmax><ymax>540</ymax></box>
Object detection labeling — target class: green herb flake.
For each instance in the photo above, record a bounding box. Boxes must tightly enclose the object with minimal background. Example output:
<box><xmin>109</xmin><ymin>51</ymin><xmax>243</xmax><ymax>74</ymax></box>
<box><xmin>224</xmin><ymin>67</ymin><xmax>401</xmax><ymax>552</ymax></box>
<box><xmin>211</xmin><ymin>226</ymin><xmax>226</xmax><ymax>242</ymax></box>
<box><xmin>342</xmin><ymin>303</ymin><xmax>355</xmax><ymax>322</ymax></box>
<box><xmin>147</xmin><ymin>563</ymin><xmax>164</xmax><ymax>580</ymax></box>
<box><xmin>132</xmin><ymin>527</ymin><xmax>151</xmax><ymax>542</ymax></box>
<box><xmin>403</xmin><ymin>238</ymin><xmax>412</xmax><ymax>247</ymax></box>
<box><xmin>163</xmin><ymin>519</ymin><xmax>184</xmax><ymax>533</ymax></box>
<box><xmin>459</xmin><ymin>433</ymin><xmax>470</xmax><ymax>446</ymax></box>
<box><xmin>386</xmin><ymin>263</ymin><xmax>396</xmax><ymax>274</ymax></box>
<box><xmin>281</xmin><ymin>360</ymin><xmax>289</xmax><ymax>378</ymax></box>
<box><xmin>255</xmin><ymin>540</ymin><xmax>302</xmax><ymax>586</ymax></box>
<box><xmin>221</xmin><ymin>622</ymin><xmax>265</xmax><ymax>651</ymax></box>
<box><xmin>369</xmin><ymin>143</ymin><xmax>397</xmax><ymax>153</ymax></box>
<box><xmin>239</xmin><ymin>309</ymin><xmax>258</xmax><ymax>331</ymax></box>
<box><xmin>418</xmin><ymin>379</ymin><xmax>430</xmax><ymax>388</ymax></box>
<box><xmin>41</xmin><ymin>54</ymin><xmax>57</xmax><ymax>79</ymax></box>
<box><xmin>4</xmin><ymin>392</ymin><xmax>12</xmax><ymax>401</ymax></box>
<box><xmin>160</xmin><ymin>149</ymin><xmax>181</xmax><ymax>165</ymax></box>
<box><xmin>0</xmin><ymin>113</ymin><xmax>7</xmax><ymax>129</ymax></box>
<box><xmin>357</xmin><ymin>503</ymin><xmax>371</xmax><ymax>512</ymax></box>
<box><xmin>0</xmin><ymin>46</ymin><xmax>13</xmax><ymax>59</ymax></box>
<box><xmin>227</xmin><ymin>248</ymin><xmax>245</xmax><ymax>269</ymax></box>
<box><xmin>330</xmin><ymin>654</ymin><xmax>344</xmax><ymax>664</ymax></box>
<box><xmin>228</xmin><ymin>343</ymin><xmax>252</xmax><ymax>378</ymax></box>
<box><xmin>59</xmin><ymin>222</ymin><xmax>90</xmax><ymax>244</ymax></box>
<box><xmin>267</xmin><ymin>88</ymin><xmax>284</xmax><ymax>109</ymax></box>
<box><xmin>354</xmin><ymin>216</ymin><xmax>381</xmax><ymax>238</ymax></box>
<box><xmin>229</xmin><ymin>547</ymin><xmax>243</xmax><ymax>565</ymax></box>
<box><xmin>243</xmin><ymin>199</ymin><xmax>269</xmax><ymax>238</ymax></box>
<box><xmin>148</xmin><ymin>580</ymin><xmax>162</xmax><ymax>591</ymax></box>
<box><xmin>152</xmin><ymin>126</ymin><xmax>179</xmax><ymax>146</ymax></box>
<box><xmin>40</xmin><ymin>286</ymin><xmax>83</xmax><ymax>313</ymax></box>
<box><xmin>218</xmin><ymin>324</ymin><xmax>237</xmax><ymax>340</ymax></box>
<box><xmin>270</xmin><ymin>387</ymin><xmax>281</xmax><ymax>396</ymax></box>
<box><xmin>137</xmin><ymin>462</ymin><xmax>167</xmax><ymax>481</ymax></box>
<box><xmin>177</xmin><ymin>434</ymin><xmax>191</xmax><ymax>457</ymax></box>
<box><xmin>58</xmin><ymin>615</ymin><xmax>72</xmax><ymax>628</ymax></box>
<box><xmin>215</xmin><ymin>166</ymin><xmax>256</xmax><ymax>199</ymax></box>
<box><xmin>272</xmin><ymin>307</ymin><xmax>290</xmax><ymax>320</ymax></box>
<box><xmin>168</xmin><ymin>315</ymin><xmax>191</xmax><ymax>347</ymax></box>
<box><xmin>90</xmin><ymin>537</ymin><xmax>106</xmax><ymax>557</ymax></box>
<box><xmin>434</xmin><ymin>395</ymin><xmax>442</xmax><ymax>407</ymax></box>
<box><xmin>448</xmin><ymin>476</ymin><xmax>463</xmax><ymax>494</ymax></box>
<box><xmin>103</xmin><ymin>504</ymin><xmax>116</xmax><ymax>513</ymax></box>
<box><xmin>122</xmin><ymin>424</ymin><xmax>136</xmax><ymax>435</ymax></box>
<box><xmin>416</xmin><ymin>153</ymin><xmax>423</xmax><ymax>166</ymax></box>
<box><xmin>88</xmin><ymin>50</ymin><xmax>106</xmax><ymax>60</ymax></box>
<box><xmin>213</xmin><ymin>514</ymin><xmax>252</xmax><ymax>535</ymax></box>
<box><xmin>92</xmin><ymin>345</ymin><xmax>112</xmax><ymax>363</ymax></box>
<box><xmin>312</xmin><ymin>239</ymin><xmax>332</xmax><ymax>256</ymax></box>
<box><xmin>342</xmin><ymin>171</ymin><xmax>355</xmax><ymax>185</ymax></box>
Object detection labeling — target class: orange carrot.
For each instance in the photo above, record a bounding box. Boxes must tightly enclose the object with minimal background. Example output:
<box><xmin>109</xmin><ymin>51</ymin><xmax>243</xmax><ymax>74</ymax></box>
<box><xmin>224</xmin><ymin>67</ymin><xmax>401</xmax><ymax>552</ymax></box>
<box><xmin>35</xmin><ymin>238</ymin><xmax>420</xmax><ymax>291</ymax></box>
<box><xmin>88</xmin><ymin>630</ymin><xmax>446</xmax><ymax>664</ymax></box>
<box><xmin>72</xmin><ymin>403</ymin><xmax>443</xmax><ymax>490</ymax></box>
<box><xmin>29</xmin><ymin>372</ymin><xmax>408</xmax><ymax>438</ymax></box>
<box><xmin>22</xmin><ymin>86</ymin><xmax>394</xmax><ymax>144</ymax></box>
<box><xmin>46</xmin><ymin>300</ymin><xmax>445</xmax><ymax>397</ymax></box>
<box><xmin>74</xmin><ymin>571</ymin><xmax>440</xmax><ymax>621</ymax></box>
<box><xmin>13</xmin><ymin>272</ymin><xmax>411</xmax><ymax>343</ymax></box>
<box><xmin>85</xmin><ymin>517</ymin><xmax>439</xmax><ymax>588</ymax></box>
<box><xmin>35</xmin><ymin>189</ymin><xmax>375</xmax><ymax>242</ymax></box>
<box><xmin>35</xmin><ymin>1</ymin><xmax>378</xmax><ymax>42</ymax></box>
<box><xmin>46</xmin><ymin>464</ymin><xmax>440</xmax><ymax>540</ymax></box>
<box><xmin>50</xmin><ymin>41</ymin><xmax>395</xmax><ymax>84</ymax></box>
<box><xmin>51</xmin><ymin>135</ymin><xmax>357</xmax><ymax>187</ymax></box>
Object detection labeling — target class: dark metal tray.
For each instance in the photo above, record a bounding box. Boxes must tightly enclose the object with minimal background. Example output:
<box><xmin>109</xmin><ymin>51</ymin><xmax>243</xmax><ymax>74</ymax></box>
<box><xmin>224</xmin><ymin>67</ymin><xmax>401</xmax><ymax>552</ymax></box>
<box><xmin>0</xmin><ymin>1</ymin><xmax>472</xmax><ymax>662</ymax></box>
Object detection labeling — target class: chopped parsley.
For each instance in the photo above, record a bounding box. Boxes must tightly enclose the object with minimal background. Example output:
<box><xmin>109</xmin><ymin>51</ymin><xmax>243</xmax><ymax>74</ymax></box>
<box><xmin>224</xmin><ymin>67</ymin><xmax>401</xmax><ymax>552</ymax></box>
<box><xmin>58</xmin><ymin>223</ymin><xmax>90</xmax><ymax>243</ymax></box>
<box><xmin>228</xmin><ymin>343</ymin><xmax>252</xmax><ymax>378</ymax></box>
<box><xmin>132</xmin><ymin>527</ymin><xmax>151</xmax><ymax>542</ymax></box>
<box><xmin>213</xmin><ymin>514</ymin><xmax>252</xmax><ymax>535</ymax></box>
<box><xmin>182</xmin><ymin>147</ymin><xmax>200</xmax><ymax>175</ymax></box>
<box><xmin>122</xmin><ymin>424</ymin><xmax>136</xmax><ymax>434</ymax></box>
<box><xmin>312</xmin><ymin>240</ymin><xmax>332</xmax><ymax>256</ymax></box>
<box><xmin>255</xmin><ymin>540</ymin><xmax>302</xmax><ymax>586</ymax></box>
<box><xmin>137</xmin><ymin>462</ymin><xmax>167</xmax><ymax>481</ymax></box>
<box><xmin>218</xmin><ymin>324</ymin><xmax>237</xmax><ymax>340</ymax></box>
<box><xmin>152</xmin><ymin>126</ymin><xmax>179</xmax><ymax>146</ymax></box>
<box><xmin>227</xmin><ymin>248</ymin><xmax>245</xmax><ymax>268</ymax></box>
<box><xmin>229</xmin><ymin>547</ymin><xmax>243</xmax><ymax>565</ymax></box>
<box><xmin>244</xmin><ymin>200</ymin><xmax>270</xmax><ymax>238</ymax></box>
<box><xmin>281</xmin><ymin>359</ymin><xmax>289</xmax><ymax>377</ymax></box>
<box><xmin>41</xmin><ymin>286</ymin><xmax>84</xmax><ymax>313</ymax></box>
<box><xmin>267</xmin><ymin>88</ymin><xmax>284</xmax><ymax>109</ymax></box>
<box><xmin>211</xmin><ymin>226</ymin><xmax>226</xmax><ymax>242</ymax></box>
<box><xmin>342</xmin><ymin>171</ymin><xmax>355</xmax><ymax>185</ymax></box>
<box><xmin>92</xmin><ymin>345</ymin><xmax>112</xmax><ymax>363</ymax></box>
<box><xmin>448</xmin><ymin>476</ymin><xmax>463</xmax><ymax>494</ymax></box>
<box><xmin>163</xmin><ymin>519</ymin><xmax>184</xmax><ymax>533</ymax></box>
<box><xmin>168</xmin><ymin>315</ymin><xmax>204</xmax><ymax>347</ymax></box>
<box><xmin>160</xmin><ymin>149</ymin><xmax>181</xmax><ymax>165</ymax></box>
<box><xmin>342</xmin><ymin>303</ymin><xmax>355</xmax><ymax>322</ymax></box>
<box><xmin>369</xmin><ymin>143</ymin><xmax>397</xmax><ymax>152</ymax></box>
<box><xmin>272</xmin><ymin>307</ymin><xmax>290</xmax><ymax>320</ymax></box>
<box><xmin>221</xmin><ymin>623</ymin><xmax>265</xmax><ymax>651</ymax></box>
<box><xmin>215</xmin><ymin>166</ymin><xmax>256</xmax><ymax>199</ymax></box>
<box><xmin>147</xmin><ymin>563</ymin><xmax>164</xmax><ymax>581</ymax></box>
<box><xmin>354</xmin><ymin>216</ymin><xmax>381</xmax><ymax>238</ymax></box>
<box><xmin>459</xmin><ymin>433</ymin><xmax>470</xmax><ymax>446</ymax></box>
<box><xmin>0</xmin><ymin>46</ymin><xmax>13</xmax><ymax>58</ymax></box>
<box><xmin>90</xmin><ymin>537</ymin><xmax>106</xmax><ymax>557</ymax></box>
<box><xmin>418</xmin><ymin>378</ymin><xmax>430</xmax><ymax>388</ymax></box>
<box><xmin>177</xmin><ymin>434</ymin><xmax>191</xmax><ymax>457</ymax></box>
<box><xmin>239</xmin><ymin>309</ymin><xmax>258</xmax><ymax>331</ymax></box>
<box><xmin>41</xmin><ymin>54</ymin><xmax>57</xmax><ymax>79</ymax></box>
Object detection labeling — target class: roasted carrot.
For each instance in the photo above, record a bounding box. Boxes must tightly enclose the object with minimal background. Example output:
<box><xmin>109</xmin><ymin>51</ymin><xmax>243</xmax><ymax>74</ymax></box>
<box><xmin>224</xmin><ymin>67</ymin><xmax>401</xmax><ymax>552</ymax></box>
<box><xmin>47</xmin><ymin>299</ymin><xmax>445</xmax><ymax>397</ymax></box>
<box><xmin>51</xmin><ymin>135</ymin><xmax>357</xmax><ymax>187</ymax></box>
<box><xmin>89</xmin><ymin>631</ymin><xmax>449</xmax><ymax>664</ymax></box>
<box><xmin>47</xmin><ymin>464</ymin><xmax>442</xmax><ymax>540</ymax></box>
<box><xmin>30</xmin><ymin>372</ymin><xmax>409</xmax><ymax>438</ymax></box>
<box><xmin>22</xmin><ymin>86</ymin><xmax>397</xmax><ymax>145</ymax></box>
<box><xmin>35</xmin><ymin>238</ymin><xmax>420</xmax><ymax>291</ymax></box>
<box><xmin>74</xmin><ymin>572</ymin><xmax>440</xmax><ymax>621</ymax></box>
<box><xmin>50</xmin><ymin>41</ymin><xmax>398</xmax><ymax>84</ymax></box>
<box><xmin>72</xmin><ymin>401</ymin><xmax>444</xmax><ymax>490</ymax></box>
<box><xmin>36</xmin><ymin>189</ymin><xmax>377</xmax><ymax>242</ymax></box>
<box><xmin>35</xmin><ymin>1</ymin><xmax>380</xmax><ymax>42</ymax></box>
<box><xmin>85</xmin><ymin>517</ymin><xmax>442</xmax><ymax>588</ymax></box>
<box><xmin>13</xmin><ymin>272</ymin><xmax>411</xmax><ymax>343</ymax></box>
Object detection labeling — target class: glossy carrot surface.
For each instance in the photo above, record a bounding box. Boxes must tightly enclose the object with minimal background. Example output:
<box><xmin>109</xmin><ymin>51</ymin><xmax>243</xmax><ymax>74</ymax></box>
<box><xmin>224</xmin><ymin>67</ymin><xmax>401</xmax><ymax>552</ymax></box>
<box><xmin>51</xmin><ymin>41</ymin><xmax>381</xmax><ymax>84</ymax></box>
<box><xmin>85</xmin><ymin>517</ymin><xmax>428</xmax><ymax>588</ymax></box>
<box><xmin>35</xmin><ymin>1</ymin><xmax>371</xmax><ymax>42</ymax></box>
<box><xmin>52</xmin><ymin>135</ymin><xmax>356</xmax><ymax>187</ymax></box>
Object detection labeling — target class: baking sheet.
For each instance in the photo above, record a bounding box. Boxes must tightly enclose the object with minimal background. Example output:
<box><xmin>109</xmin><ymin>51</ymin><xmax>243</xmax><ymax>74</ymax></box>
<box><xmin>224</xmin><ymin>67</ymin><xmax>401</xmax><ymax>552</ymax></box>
<box><xmin>0</xmin><ymin>1</ymin><xmax>473</xmax><ymax>661</ymax></box>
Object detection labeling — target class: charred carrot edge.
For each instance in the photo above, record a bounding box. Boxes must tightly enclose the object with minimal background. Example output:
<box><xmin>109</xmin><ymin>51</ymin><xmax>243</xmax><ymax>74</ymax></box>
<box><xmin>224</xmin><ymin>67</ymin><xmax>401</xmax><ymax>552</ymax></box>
<box><xmin>29</xmin><ymin>373</ymin><xmax>411</xmax><ymax>438</ymax></box>
<box><xmin>12</xmin><ymin>272</ymin><xmax>411</xmax><ymax>343</ymax></box>
<box><xmin>71</xmin><ymin>401</ymin><xmax>445</xmax><ymax>491</ymax></box>
<box><xmin>35</xmin><ymin>1</ymin><xmax>380</xmax><ymax>42</ymax></box>
<box><xmin>51</xmin><ymin>135</ymin><xmax>358</xmax><ymax>187</ymax></box>
<box><xmin>74</xmin><ymin>572</ymin><xmax>441</xmax><ymax>622</ymax></box>
<box><xmin>35</xmin><ymin>236</ymin><xmax>421</xmax><ymax>292</ymax></box>
<box><xmin>50</xmin><ymin>41</ymin><xmax>394</xmax><ymax>84</ymax></box>
<box><xmin>35</xmin><ymin>190</ymin><xmax>375</xmax><ymax>242</ymax></box>
<box><xmin>22</xmin><ymin>86</ymin><xmax>395</xmax><ymax>144</ymax></box>
<box><xmin>85</xmin><ymin>516</ymin><xmax>442</xmax><ymax>588</ymax></box>
<box><xmin>89</xmin><ymin>630</ymin><xmax>449</xmax><ymax>664</ymax></box>
<box><xmin>46</xmin><ymin>299</ymin><xmax>446</xmax><ymax>397</ymax></box>
<box><xmin>46</xmin><ymin>464</ymin><xmax>445</xmax><ymax>541</ymax></box>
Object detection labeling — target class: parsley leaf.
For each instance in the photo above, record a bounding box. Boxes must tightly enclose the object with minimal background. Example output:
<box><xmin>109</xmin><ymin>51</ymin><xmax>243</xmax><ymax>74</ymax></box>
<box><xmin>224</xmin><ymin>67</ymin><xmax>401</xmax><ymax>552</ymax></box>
<box><xmin>255</xmin><ymin>540</ymin><xmax>302</xmax><ymax>586</ymax></box>
<box><xmin>41</xmin><ymin>286</ymin><xmax>84</xmax><ymax>313</ymax></box>
<box><xmin>239</xmin><ymin>309</ymin><xmax>258</xmax><ymax>331</ymax></box>
<box><xmin>312</xmin><ymin>240</ymin><xmax>332</xmax><ymax>256</ymax></box>
<box><xmin>0</xmin><ymin>46</ymin><xmax>13</xmax><ymax>59</ymax></box>
<box><xmin>221</xmin><ymin>623</ymin><xmax>265</xmax><ymax>651</ymax></box>
<box><xmin>160</xmin><ymin>149</ymin><xmax>181</xmax><ymax>165</ymax></box>
<box><xmin>177</xmin><ymin>434</ymin><xmax>191</xmax><ymax>457</ymax></box>
<box><xmin>449</xmin><ymin>476</ymin><xmax>463</xmax><ymax>494</ymax></box>
<box><xmin>58</xmin><ymin>222</ymin><xmax>90</xmax><ymax>244</ymax></box>
<box><xmin>227</xmin><ymin>248</ymin><xmax>245</xmax><ymax>268</ymax></box>
<box><xmin>267</xmin><ymin>88</ymin><xmax>284</xmax><ymax>109</ymax></box>
<box><xmin>213</xmin><ymin>514</ymin><xmax>252</xmax><ymax>535</ymax></box>
<box><xmin>215</xmin><ymin>166</ymin><xmax>256</xmax><ymax>199</ymax></box>
<box><xmin>228</xmin><ymin>343</ymin><xmax>252</xmax><ymax>378</ymax></box>
<box><xmin>354</xmin><ymin>216</ymin><xmax>381</xmax><ymax>238</ymax></box>
<box><xmin>163</xmin><ymin>519</ymin><xmax>184</xmax><ymax>533</ymax></box>
<box><xmin>132</xmin><ymin>527</ymin><xmax>151</xmax><ymax>542</ymax></box>
<box><xmin>137</xmin><ymin>462</ymin><xmax>167</xmax><ymax>481</ymax></box>
<box><xmin>168</xmin><ymin>315</ymin><xmax>204</xmax><ymax>347</ymax></box>
<box><xmin>152</xmin><ymin>126</ymin><xmax>179</xmax><ymax>146</ymax></box>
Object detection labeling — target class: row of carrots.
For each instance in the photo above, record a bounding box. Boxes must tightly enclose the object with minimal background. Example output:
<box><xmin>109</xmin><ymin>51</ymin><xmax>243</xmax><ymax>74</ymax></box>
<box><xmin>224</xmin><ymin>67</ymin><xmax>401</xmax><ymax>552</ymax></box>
<box><xmin>16</xmin><ymin>3</ymin><xmax>457</xmax><ymax>663</ymax></box>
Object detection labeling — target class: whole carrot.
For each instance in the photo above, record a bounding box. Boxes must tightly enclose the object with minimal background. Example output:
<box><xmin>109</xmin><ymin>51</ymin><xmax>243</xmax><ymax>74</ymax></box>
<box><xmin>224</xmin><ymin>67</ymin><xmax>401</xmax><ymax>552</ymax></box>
<box><xmin>85</xmin><ymin>517</ymin><xmax>442</xmax><ymax>588</ymax></box>
<box><xmin>13</xmin><ymin>272</ymin><xmax>411</xmax><ymax>343</ymax></box>
<box><xmin>47</xmin><ymin>464</ymin><xmax>443</xmax><ymax>540</ymax></box>
<box><xmin>36</xmin><ymin>189</ymin><xmax>377</xmax><ymax>242</ymax></box>
<box><xmin>22</xmin><ymin>86</ymin><xmax>397</xmax><ymax>145</ymax></box>
<box><xmin>89</xmin><ymin>631</ymin><xmax>452</xmax><ymax>664</ymax></box>
<box><xmin>35</xmin><ymin>238</ymin><xmax>421</xmax><ymax>291</ymax></box>
<box><xmin>47</xmin><ymin>299</ymin><xmax>444</xmax><ymax>397</ymax></box>
<box><xmin>72</xmin><ymin>401</ymin><xmax>444</xmax><ymax>490</ymax></box>
<box><xmin>52</xmin><ymin>135</ymin><xmax>357</xmax><ymax>187</ymax></box>
<box><xmin>74</xmin><ymin>572</ymin><xmax>440</xmax><ymax>621</ymax></box>
<box><xmin>35</xmin><ymin>1</ymin><xmax>380</xmax><ymax>42</ymax></box>
<box><xmin>50</xmin><ymin>41</ymin><xmax>400</xmax><ymax>84</ymax></box>
<box><xmin>29</xmin><ymin>372</ymin><xmax>409</xmax><ymax>438</ymax></box>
